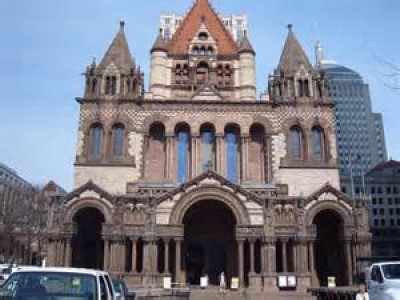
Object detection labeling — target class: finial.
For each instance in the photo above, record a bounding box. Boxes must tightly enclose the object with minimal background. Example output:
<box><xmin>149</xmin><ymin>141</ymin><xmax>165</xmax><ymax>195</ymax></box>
<box><xmin>287</xmin><ymin>24</ymin><xmax>293</xmax><ymax>31</ymax></box>
<box><xmin>91</xmin><ymin>57</ymin><xmax>96</xmax><ymax>67</ymax></box>
<box><xmin>120</xmin><ymin>21</ymin><xmax>125</xmax><ymax>29</ymax></box>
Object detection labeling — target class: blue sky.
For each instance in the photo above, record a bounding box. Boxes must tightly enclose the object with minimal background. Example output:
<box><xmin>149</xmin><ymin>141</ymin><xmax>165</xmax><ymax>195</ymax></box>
<box><xmin>0</xmin><ymin>0</ymin><xmax>399</xmax><ymax>190</ymax></box>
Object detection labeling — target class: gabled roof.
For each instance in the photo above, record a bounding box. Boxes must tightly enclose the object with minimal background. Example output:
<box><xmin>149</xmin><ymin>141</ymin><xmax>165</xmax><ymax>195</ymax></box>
<box><xmin>307</xmin><ymin>182</ymin><xmax>351</xmax><ymax>204</ymax></box>
<box><xmin>278</xmin><ymin>25</ymin><xmax>311</xmax><ymax>73</ymax></box>
<box><xmin>96</xmin><ymin>22</ymin><xmax>134</xmax><ymax>74</ymax></box>
<box><xmin>168</xmin><ymin>0</ymin><xmax>238</xmax><ymax>55</ymax></box>
<box><xmin>65</xmin><ymin>180</ymin><xmax>114</xmax><ymax>203</ymax></box>
<box><xmin>156</xmin><ymin>170</ymin><xmax>263</xmax><ymax>206</ymax></box>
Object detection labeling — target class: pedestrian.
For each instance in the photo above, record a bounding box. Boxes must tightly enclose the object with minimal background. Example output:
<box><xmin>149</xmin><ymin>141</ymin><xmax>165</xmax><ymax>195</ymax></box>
<box><xmin>355</xmin><ymin>284</ymin><xmax>369</xmax><ymax>300</ymax></box>
<box><xmin>219</xmin><ymin>271</ymin><xmax>226</xmax><ymax>293</ymax></box>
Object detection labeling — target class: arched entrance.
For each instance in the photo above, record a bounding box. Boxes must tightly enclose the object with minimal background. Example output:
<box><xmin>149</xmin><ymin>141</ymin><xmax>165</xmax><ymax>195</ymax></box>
<box><xmin>71</xmin><ymin>207</ymin><xmax>105</xmax><ymax>269</ymax></box>
<box><xmin>313</xmin><ymin>210</ymin><xmax>347</xmax><ymax>286</ymax></box>
<box><xmin>183</xmin><ymin>200</ymin><xmax>237</xmax><ymax>285</ymax></box>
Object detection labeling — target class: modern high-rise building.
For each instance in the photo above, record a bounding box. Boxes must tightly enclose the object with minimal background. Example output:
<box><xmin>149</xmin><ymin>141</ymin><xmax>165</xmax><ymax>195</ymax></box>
<box><xmin>348</xmin><ymin>160</ymin><xmax>400</xmax><ymax>258</ymax></box>
<box><xmin>317</xmin><ymin>43</ymin><xmax>387</xmax><ymax>182</ymax></box>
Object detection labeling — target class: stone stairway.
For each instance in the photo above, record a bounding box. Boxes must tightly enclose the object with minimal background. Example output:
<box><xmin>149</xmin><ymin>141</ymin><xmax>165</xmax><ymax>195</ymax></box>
<box><xmin>189</xmin><ymin>287</ymin><xmax>316</xmax><ymax>300</ymax></box>
<box><xmin>190</xmin><ymin>287</ymin><xmax>246</xmax><ymax>300</ymax></box>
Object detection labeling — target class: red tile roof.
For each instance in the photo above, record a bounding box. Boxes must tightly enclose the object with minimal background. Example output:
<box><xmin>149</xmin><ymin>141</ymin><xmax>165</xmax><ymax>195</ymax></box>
<box><xmin>168</xmin><ymin>0</ymin><xmax>238</xmax><ymax>55</ymax></box>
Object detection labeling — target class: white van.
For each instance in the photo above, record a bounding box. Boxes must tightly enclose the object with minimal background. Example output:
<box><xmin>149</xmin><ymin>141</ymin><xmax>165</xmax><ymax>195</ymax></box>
<box><xmin>367</xmin><ymin>262</ymin><xmax>400</xmax><ymax>300</ymax></box>
<box><xmin>0</xmin><ymin>267</ymin><xmax>122</xmax><ymax>300</ymax></box>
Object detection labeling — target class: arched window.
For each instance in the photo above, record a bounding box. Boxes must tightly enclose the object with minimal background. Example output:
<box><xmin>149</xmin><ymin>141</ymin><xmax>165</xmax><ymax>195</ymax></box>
<box><xmin>200</xmin><ymin>124</ymin><xmax>216</xmax><ymax>172</ymax></box>
<box><xmin>146</xmin><ymin>123</ymin><xmax>166</xmax><ymax>180</ymax></box>
<box><xmin>175</xmin><ymin>64</ymin><xmax>182</xmax><ymax>84</ymax></box>
<box><xmin>176</xmin><ymin>124</ymin><xmax>190</xmax><ymax>183</ymax></box>
<box><xmin>192</xmin><ymin>46</ymin><xmax>199</xmax><ymax>55</ymax></box>
<box><xmin>312</xmin><ymin>126</ymin><xmax>324</xmax><ymax>160</ymax></box>
<box><xmin>290</xmin><ymin>126</ymin><xmax>302</xmax><ymax>159</ymax></box>
<box><xmin>207</xmin><ymin>46</ymin><xmax>214</xmax><ymax>55</ymax></box>
<box><xmin>198</xmin><ymin>32</ymin><xmax>209</xmax><ymax>41</ymax></box>
<box><xmin>91</xmin><ymin>78</ymin><xmax>97</xmax><ymax>94</ymax></box>
<box><xmin>225</xmin><ymin>125</ymin><xmax>240</xmax><ymax>182</ymax></box>
<box><xmin>112</xmin><ymin>124</ymin><xmax>125</xmax><ymax>157</ymax></box>
<box><xmin>90</xmin><ymin>124</ymin><xmax>103</xmax><ymax>159</ymax></box>
<box><xmin>196</xmin><ymin>62</ymin><xmax>209</xmax><ymax>85</ymax></box>
<box><xmin>248</xmin><ymin>124</ymin><xmax>266</xmax><ymax>183</ymax></box>
<box><xmin>298</xmin><ymin>79</ymin><xmax>310</xmax><ymax>97</ymax></box>
<box><xmin>200</xmin><ymin>46</ymin><xmax>206</xmax><ymax>55</ymax></box>
<box><xmin>105</xmin><ymin>75</ymin><xmax>117</xmax><ymax>95</ymax></box>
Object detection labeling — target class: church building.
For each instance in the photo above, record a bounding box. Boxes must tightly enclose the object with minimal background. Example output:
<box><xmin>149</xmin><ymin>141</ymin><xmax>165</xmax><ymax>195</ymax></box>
<box><xmin>46</xmin><ymin>0</ymin><xmax>371</xmax><ymax>297</ymax></box>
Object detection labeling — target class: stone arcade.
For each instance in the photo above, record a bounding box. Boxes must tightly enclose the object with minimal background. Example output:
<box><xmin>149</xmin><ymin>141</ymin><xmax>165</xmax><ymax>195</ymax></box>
<box><xmin>46</xmin><ymin>0</ymin><xmax>371</xmax><ymax>298</ymax></box>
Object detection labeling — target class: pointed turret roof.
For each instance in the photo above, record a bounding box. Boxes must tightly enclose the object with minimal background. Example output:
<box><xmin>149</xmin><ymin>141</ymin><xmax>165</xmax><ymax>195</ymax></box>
<box><xmin>96</xmin><ymin>21</ymin><xmax>134</xmax><ymax>74</ymax></box>
<box><xmin>238</xmin><ymin>31</ymin><xmax>255</xmax><ymax>55</ymax></box>
<box><xmin>168</xmin><ymin>0</ymin><xmax>238</xmax><ymax>55</ymax></box>
<box><xmin>278</xmin><ymin>24</ymin><xmax>311</xmax><ymax>72</ymax></box>
<box><xmin>151</xmin><ymin>30</ymin><xmax>169</xmax><ymax>53</ymax></box>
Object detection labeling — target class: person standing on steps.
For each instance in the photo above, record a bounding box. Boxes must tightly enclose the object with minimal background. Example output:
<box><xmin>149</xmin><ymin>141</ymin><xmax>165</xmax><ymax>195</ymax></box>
<box><xmin>355</xmin><ymin>284</ymin><xmax>369</xmax><ymax>300</ymax></box>
<box><xmin>219</xmin><ymin>271</ymin><xmax>226</xmax><ymax>293</ymax></box>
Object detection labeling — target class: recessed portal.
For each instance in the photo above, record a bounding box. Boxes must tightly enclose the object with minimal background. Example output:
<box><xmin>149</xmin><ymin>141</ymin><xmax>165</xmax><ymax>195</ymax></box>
<box><xmin>71</xmin><ymin>207</ymin><xmax>105</xmax><ymax>269</ymax></box>
<box><xmin>183</xmin><ymin>200</ymin><xmax>237</xmax><ymax>285</ymax></box>
<box><xmin>313</xmin><ymin>210</ymin><xmax>347</xmax><ymax>286</ymax></box>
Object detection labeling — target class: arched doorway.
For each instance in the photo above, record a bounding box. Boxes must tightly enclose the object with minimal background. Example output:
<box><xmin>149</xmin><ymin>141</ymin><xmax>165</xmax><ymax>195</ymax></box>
<box><xmin>183</xmin><ymin>200</ymin><xmax>237</xmax><ymax>285</ymax></box>
<box><xmin>71</xmin><ymin>207</ymin><xmax>105</xmax><ymax>269</ymax></box>
<box><xmin>313</xmin><ymin>210</ymin><xmax>347</xmax><ymax>286</ymax></box>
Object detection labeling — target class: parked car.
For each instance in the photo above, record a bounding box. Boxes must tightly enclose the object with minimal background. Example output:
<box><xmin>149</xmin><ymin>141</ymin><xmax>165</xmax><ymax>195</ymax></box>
<box><xmin>366</xmin><ymin>261</ymin><xmax>400</xmax><ymax>300</ymax></box>
<box><xmin>112</xmin><ymin>277</ymin><xmax>135</xmax><ymax>300</ymax></box>
<box><xmin>0</xmin><ymin>267</ymin><xmax>121</xmax><ymax>299</ymax></box>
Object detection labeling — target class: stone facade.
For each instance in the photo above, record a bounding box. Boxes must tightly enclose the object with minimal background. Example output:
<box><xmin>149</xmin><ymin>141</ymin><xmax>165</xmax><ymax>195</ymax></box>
<box><xmin>47</xmin><ymin>0</ymin><xmax>370</xmax><ymax>297</ymax></box>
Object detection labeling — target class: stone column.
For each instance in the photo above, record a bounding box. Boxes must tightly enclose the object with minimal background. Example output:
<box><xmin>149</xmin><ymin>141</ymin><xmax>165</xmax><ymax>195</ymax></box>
<box><xmin>120</xmin><ymin>239</ymin><xmax>126</xmax><ymax>273</ymax></box>
<box><xmin>282</xmin><ymin>239</ymin><xmax>288</xmax><ymax>273</ymax></box>
<box><xmin>297</xmin><ymin>238</ymin><xmax>308</xmax><ymax>274</ymax></box>
<box><xmin>175</xmin><ymin>239</ymin><xmax>182</xmax><ymax>282</ymax></box>
<box><xmin>103</xmin><ymin>239</ymin><xmax>110</xmax><ymax>271</ymax></box>
<box><xmin>109</xmin><ymin>240</ymin><xmax>116</xmax><ymax>272</ymax></box>
<box><xmin>165</xmin><ymin>134</ymin><xmax>173</xmax><ymax>180</ymax></box>
<box><xmin>249</xmin><ymin>240</ymin><xmax>255</xmax><ymax>275</ymax></box>
<box><xmin>152</xmin><ymin>240</ymin><xmax>158</xmax><ymax>274</ymax></box>
<box><xmin>308</xmin><ymin>240</ymin><xmax>317</xmax><ymax>286</ymax></box>
<box><xmin>345</xmin><ymin>239</ymin><xmax>353</xmax><ymax>286</ymax></box>
<box><xmin>216</xmin><ymin>134</ymin><xmax>224</xmax><ymax>175</ymax></box>
<box><xmin>164</xmin><ymin>239</ymin><xmax>169</xmax><ymax>274</ymax></box>
<box><xmin>64</xmin><ymin>237</ymin><xmax>72</xmax><ymax>267</ymax></box>
<box><xmin>237</xmin><ymin>240</ymin><xmax>245</xmax><ymax>288</ymax></box>
<box><xmin>143</xmin><ymin>239</ymin><xmax>151</xmax><ymax>274</ymax></box>
<box><xmin>131</xmin><ymin>237</ymin><xmax>137</xmax><ymax>273</ymax></box>
<box><xmin>241</xmin><ymin>136</ymin><xmax>249</xmax><ymax>182</ymax></box>
<box><xmin>265</xmin><ymin>238</ymin><xmax>276</xmax><ymax>274</ymax></box>
<box><xmin>190</xmin><ymin>136</ymin><xmax>196</xmax><ymax>178</ymax></box>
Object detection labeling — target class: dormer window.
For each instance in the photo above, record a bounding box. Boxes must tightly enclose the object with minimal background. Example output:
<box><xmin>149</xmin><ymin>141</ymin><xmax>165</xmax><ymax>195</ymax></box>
<box><xmin>198</xmin><ymin>32</ymin><xmax>208</xmax><ymax>41</ymax></box>
<box><xmin>105</xmin><ymin>75</ymin><xmax>117</xmax><ymax>95</ymax></box>
<box><xmin>192</xmin><ymin>46</ymin><xmax>200</xmax><ymax>55</ymax></box>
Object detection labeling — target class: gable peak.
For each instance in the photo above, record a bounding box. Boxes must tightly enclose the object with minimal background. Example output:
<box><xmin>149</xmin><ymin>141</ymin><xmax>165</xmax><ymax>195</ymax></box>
<box><xmin>168</xmin><ymin>0</ymin><xmax>237</xmax><ymax>55</ymax></box>
<box><xmin>96</xmin><ymin>21</ymin><xmax>134</xmax><ymax>75</ymax></box>
<box><xmin>277</xmin><ymin>24</ymin><xmax>312</xmax><ymax>73</ymax></box>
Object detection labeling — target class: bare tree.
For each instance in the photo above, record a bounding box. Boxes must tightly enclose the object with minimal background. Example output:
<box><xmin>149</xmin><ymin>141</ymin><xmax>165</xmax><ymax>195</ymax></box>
<box><xmin>1</xmin><ymin>185</ymin><xmax>49</xmax><ymax>265</ymax></box>
<box><xmin>374</xmin><ymin>55</ymin><xmax>400</xmax><ymax>91</ymax></box>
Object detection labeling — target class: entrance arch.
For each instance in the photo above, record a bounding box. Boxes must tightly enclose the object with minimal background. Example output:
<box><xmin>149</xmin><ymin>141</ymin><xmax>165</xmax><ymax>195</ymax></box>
<box><xmin>71</xmin><ymin>207</ymin><xmax>105</xmax><ymax>269</ymax></box>
<box><xmin>183</xmin><ymin>200</ymin><xmax>237</xmax><ymax>285</ymax></box>
<box><xmin>313</xmin><ymin>210</ymin><xmax>347</xmax><ymax>286</ymax></box>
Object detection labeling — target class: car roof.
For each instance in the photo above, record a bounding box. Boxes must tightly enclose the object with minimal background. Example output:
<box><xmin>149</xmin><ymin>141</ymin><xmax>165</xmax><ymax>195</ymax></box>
<box><xmin>11</xmin><ymin>267</ymin><xmax>109</xmax><ymax>276</ymax></box>
<box><xmin>372</xmin><ymin>262</ymin><xmax>400</xmax><ymax>267</ymax></box>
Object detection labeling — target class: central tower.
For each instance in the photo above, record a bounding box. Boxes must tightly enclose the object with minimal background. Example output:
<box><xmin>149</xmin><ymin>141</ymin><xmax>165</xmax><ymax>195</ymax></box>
<box><xmin>149</xmin><ymin>0</ymin><xmax>256</xmax><ymax>101</ymax></box>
